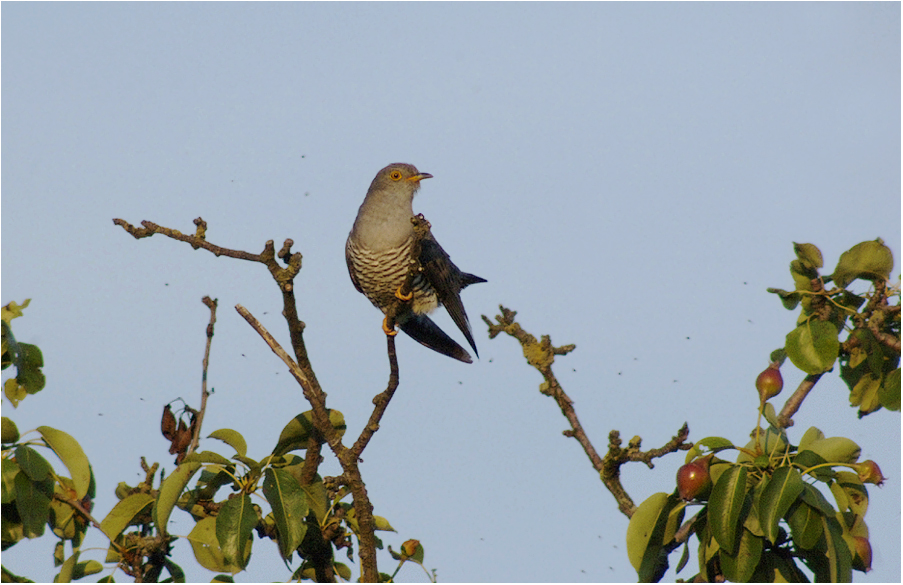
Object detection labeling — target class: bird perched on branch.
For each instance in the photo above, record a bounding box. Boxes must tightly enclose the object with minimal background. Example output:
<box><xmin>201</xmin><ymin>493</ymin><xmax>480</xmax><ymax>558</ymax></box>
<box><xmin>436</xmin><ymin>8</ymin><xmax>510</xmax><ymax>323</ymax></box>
<box><xmin>346</xmin><ymin>163</ymin><xmax>486</xmax><ymax>363</ymax></box>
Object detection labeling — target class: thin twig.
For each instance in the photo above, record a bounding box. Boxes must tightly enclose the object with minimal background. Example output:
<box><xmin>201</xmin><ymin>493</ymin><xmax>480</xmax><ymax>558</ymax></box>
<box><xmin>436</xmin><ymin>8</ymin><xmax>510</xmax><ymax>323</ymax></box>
<box><xmin>352</xmin><ymin>334</ymin><xmax>400</xmax><ymax>459</ymax></box>
<box><xmin>483</xmin><ymin>305</ymin><xmax>692</xmax><ymax>519</ymax></box>
<box><xmin>188</xmin><ymin>297</ymin><xmax>218</xmax><ymax>455</ymax></box>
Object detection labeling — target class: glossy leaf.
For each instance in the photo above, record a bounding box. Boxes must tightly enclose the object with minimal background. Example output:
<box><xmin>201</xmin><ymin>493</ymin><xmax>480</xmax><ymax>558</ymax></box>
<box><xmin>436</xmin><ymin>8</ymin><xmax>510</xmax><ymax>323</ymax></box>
<box><xmin>833</xmin><ymin>471</ymin><xmax>868</xmax><ymax>518</ymax></box>
<box><xmin>719</xmin><ymin>527</ymin><xmax>763</xmax><ymax>582</ymax></box>
<box><xmin>100</xmin><ymin>492</ymin><xmax>155</xmax><ymax>541</ymax></box>
<box><xmin>787</xmin><ymin>499</ymin><xmax>823</xmax><ymax>550</ymax></box>
<box><xmin>14</xmin><ymin>471</ymin><xmax>52</xmax><ymax>538</ymax></box>
<box><xmin>831</xmin><ymin>239</ymin><xmax>894</xmax><ymax>289</ymax></box>
<box><xmin>799</xmin><ymin>482</ymin><xmax>837</xmax><ymax>516</ymax></box>
<box><xmin>216</xmin><ymin>494</ymin><xmax>256</xmax><ymax>570</ymax></box>
<box><xmin>262</xmin><ymin>467</ymin><xmax>308</xmax><ymax>559</ymax></box>
<box><xmin>805</xmin><ymin>436</ymin><xmax>861</xmax><ymax>464</ymax></box>
<box><xmin>182</xmin><ymin>450</ymin><xmax>233</xmax><ymax>466</ymax></box>
<box><xmin>798</xmin><ymin>426</ymin><xmax>825</xmax><ymax>452</ymax></box>
<box><xmin>767</xmin><ymin>287</ymin><xmax>802</xmax><ymax>310</ymax></box>
<box><xmin>155</xmin><ymin>461</ymin><xmax>202</xmax><ymax>534</ymax></box>
<box><xmin>785</xmin><ymin>320</ymin><xmax>840</xmax><ymax>375</ymax></box>
<box><xmin>879</xmin><ymin>367</ymin><xmax>901</xmax><ymax>411</ymax></box>
<box><xmin>14</xmin><ymin>445</ymin><xmax>52</xmax><ymax>481</ymax></box>
<box><xmin>626</xmin><ymin>492</ymin><xmax>672</xmax><ymax>576</ymax></box>
<box><xmin>1</xmin><ymin>417</ymin><xmax>19</xmax><ymax>444</ymax></box>
<box><xmin>684</xmin><ymin>436</ymin><xmax>733</xmax><ymax>463</ymax></box>
<box><xmin>794</xmin><ymin>242</ymin><xmax>824</xmax><ymax>270</ymax></box>
<box><xmin>272</xmin><ymin>410</ymin><xmax>346</xmax><ymax>456</ymax></box>
<box><xmin>56</xmin><ymin>550</ymin><xmax>79</xmax><ymax>583</ymax></box>
<box><xmin>758</xmin><ymin>466</ymin><xmax>804</xmax><ymax>543</ymax></box>
<box><xmin>793</xmin><ymin>449</ymin><xmax>834</xmax><ymax>482</ymax></box>
<box><xmin>37</xmin><ymin>426</ymin><xmax>92</xmax><ymax>500</ymax></box>
<box><xmin>709</xmin><ymin>465</ymin><xmax>748</xmax><ymax>555</ymax></box>
<box><xmin>816</xmin><ymin>513</ymin><xmax>853</xmax><ymax>582</ymax></box>
<box><xmin>188</xmin><ymin>516</ymin><xmax>239</xmax><ymax>573</ymax></box>
<box><xmin>2</xmin><ymin>458</ymin><xmax>20</xmax><ymax>504</ymax></box>
<box><xmin>373</xmin><ymin>515</ymin><xmax>396</xmax><ymax>532</ymax></box>
<box><xmin>208</xmin><ymin>429</ymin><xmax>248</xmax><ymax>457</ymax></box>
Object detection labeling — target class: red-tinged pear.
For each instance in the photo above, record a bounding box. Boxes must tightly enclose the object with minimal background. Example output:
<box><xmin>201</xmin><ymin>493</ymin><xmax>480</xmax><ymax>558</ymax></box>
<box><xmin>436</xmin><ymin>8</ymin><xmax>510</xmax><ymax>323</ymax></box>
<box><xmin>756</xmin><ymin>364</ymin><xmax>784</xmax><ymax>402</ymax></box>
<box><xmin>677</xmin><ymin>456</ymin><xmax>712</xmax><ymax>501</ymax></box>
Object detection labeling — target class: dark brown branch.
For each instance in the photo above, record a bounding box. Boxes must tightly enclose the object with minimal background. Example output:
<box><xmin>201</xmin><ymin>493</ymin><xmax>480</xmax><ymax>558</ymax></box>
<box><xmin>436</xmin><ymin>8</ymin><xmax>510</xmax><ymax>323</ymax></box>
<box><xmin>351</xmin><ymin>335</ymin><xmax>400</xmax><ymax>459</ymax></box>
<box><xmin>188</xmin><ymin>296</ymin><xmax>217</xmax><ymax>455</ymax></box>
<box><xmin>483</xmin><ymin>305</ymin><xmax>692</xmax><ymax>519</ymax></box>
<box><xmin>116</xmin><ymin>217</ymin><xmax>381</xmax><ymax>581</ymax></box>
<box><xmin>776</xmin><ymin>373</ymin><xmax>823</xmax><ymax>429</ymax></box>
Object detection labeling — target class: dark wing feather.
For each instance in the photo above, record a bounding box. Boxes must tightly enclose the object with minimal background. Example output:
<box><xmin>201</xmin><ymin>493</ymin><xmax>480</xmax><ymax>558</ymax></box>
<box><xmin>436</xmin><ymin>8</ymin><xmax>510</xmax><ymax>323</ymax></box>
<box><xmin>419</xmin><ymin>235</ymin><xmax>486</xmax><ymax>357</ymax></box>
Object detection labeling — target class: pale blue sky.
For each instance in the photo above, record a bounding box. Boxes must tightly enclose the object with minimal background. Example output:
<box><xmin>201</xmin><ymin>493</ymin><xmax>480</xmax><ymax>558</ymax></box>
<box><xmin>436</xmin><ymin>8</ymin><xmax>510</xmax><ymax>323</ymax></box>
<box><xmin>3</xmin><ymin>3</ymin><xmax>900</xmax><ymax>583</ymax></box>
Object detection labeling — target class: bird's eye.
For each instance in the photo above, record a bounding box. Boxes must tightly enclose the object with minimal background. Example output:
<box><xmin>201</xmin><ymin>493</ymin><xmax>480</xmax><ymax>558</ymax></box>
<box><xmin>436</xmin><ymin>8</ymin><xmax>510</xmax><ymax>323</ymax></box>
<box><xmin>389</xmin><ymin>170</ymin><xmax>402</xmax><ymax>181</ymax></box>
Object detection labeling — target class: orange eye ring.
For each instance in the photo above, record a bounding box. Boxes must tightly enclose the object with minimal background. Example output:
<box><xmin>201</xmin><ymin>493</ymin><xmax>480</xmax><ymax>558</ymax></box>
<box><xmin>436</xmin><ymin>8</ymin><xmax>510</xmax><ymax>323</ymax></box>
<box><xmin>389</xmin><ymin>170</ymin><xmax>403</xmax><ymax>181</ymax></box>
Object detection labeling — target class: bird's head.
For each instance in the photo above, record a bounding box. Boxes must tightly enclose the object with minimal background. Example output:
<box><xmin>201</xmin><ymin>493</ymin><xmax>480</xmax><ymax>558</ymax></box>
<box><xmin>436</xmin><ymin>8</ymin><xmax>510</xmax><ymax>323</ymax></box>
<box><xmin>369</xmin><ymin>163</ymin><xmax>433</xmax><ymax>200</ymax></box>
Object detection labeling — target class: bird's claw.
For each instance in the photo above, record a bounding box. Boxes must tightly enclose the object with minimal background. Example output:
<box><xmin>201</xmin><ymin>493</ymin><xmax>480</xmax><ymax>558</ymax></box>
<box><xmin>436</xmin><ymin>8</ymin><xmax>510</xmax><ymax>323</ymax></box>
<box><xmin>382</xmin><ymin>317</ymin><xmax>398</xmax><ymax>336</ymax></box>
<box><xmin>395</xmin><ymin>286</ymin><xmax>413</xmax><ymax>302</ymax></box>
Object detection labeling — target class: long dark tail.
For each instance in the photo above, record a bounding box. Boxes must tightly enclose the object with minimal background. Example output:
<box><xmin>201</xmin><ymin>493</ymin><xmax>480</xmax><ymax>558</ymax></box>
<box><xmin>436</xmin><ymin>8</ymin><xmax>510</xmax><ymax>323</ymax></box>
<box><xmin>398</xmin><ymin>314</ymin><xmax>473</xmax><ymax>364</ymax></box>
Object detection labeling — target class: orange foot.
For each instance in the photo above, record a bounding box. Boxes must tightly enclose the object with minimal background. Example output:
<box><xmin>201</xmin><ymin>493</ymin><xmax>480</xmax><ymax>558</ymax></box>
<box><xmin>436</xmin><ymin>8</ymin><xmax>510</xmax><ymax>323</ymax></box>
<box><xmin>395</xmin><ymin>285</ymin><xmax>413</xmax><ymax>301</ymax></box>
<box><xmin>382</xmin><ymin>316</ymin><xmax>398</xmax><ymax>336</ymax></box>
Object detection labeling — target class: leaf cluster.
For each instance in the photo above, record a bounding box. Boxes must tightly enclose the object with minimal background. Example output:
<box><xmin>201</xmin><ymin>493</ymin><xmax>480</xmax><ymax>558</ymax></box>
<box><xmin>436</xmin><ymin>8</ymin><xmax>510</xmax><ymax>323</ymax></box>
<box><xmin>769</xmin><ymin>240</ymin><xmax>900</xmax><ymax>415</ymax></box>
<box><xmin>628</xmin><ymin>423</ymin><xmax>879</xmax><ymax>582</ymax></box>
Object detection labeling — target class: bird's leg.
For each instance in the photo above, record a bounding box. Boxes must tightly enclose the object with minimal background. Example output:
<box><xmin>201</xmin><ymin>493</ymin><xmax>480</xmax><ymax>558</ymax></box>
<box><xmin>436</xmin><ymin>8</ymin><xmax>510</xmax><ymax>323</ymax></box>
<box><xmin>394</xmin><ymin>285</ymin><xmax>413</xmax><ymax>302</ymax></box>
<box><xmin>382</xmin><ymin>316</ymin><xmax>398</xmax><ymax>336</ymax></box>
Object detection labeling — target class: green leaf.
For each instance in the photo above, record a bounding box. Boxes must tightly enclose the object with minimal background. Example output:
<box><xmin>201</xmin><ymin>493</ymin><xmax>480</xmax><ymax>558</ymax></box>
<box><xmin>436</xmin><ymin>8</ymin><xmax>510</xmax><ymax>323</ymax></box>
<box><xmin>719</xmin><ymin>527</ymin><xmax>764</xmax><ymax>582</ymax></box>
<box><xmin>37</xmin><ymin>426</ymin><xmax>92</xmax><ymax>500</ymax></box>
<box><xmin>767</xmin><ymin>287</ymin><xmax>801</xmax><ymax>310</ymax></box>
<box><xmin>798</xmin><ymin>426</ymin><xmax>825</xmax><ymax>452</ymax></box>
<box><xmin>163</xmin><ymin>559</ymin><xmax>186</xmax><ymax>583</ymax></box>
<box><xmin>833</xmin><ymin>471</ymin><xmax>868</xmax><ymax>518</ymax></box>
<box><xmin>684</xmin><ymin>436</ymin><xmax>734</xmax><ymax>463</ymax></box>
<box><xmin>816</xmin><ymin>513</ymin><xmax>853</xmax><ymax>582</ymax></box>
<box><xmin>100</xmin><ymin>492</ymin><xmax>155</xmax><ymax>541</ymax></box>
<box><xmin>757</xmin><ymin>466</ymin><xmax>804</xmax><ymax>544</ymax></box>
<box><xmin>15</xmin><ymin>445</ymin><xmax>52</xmax><ymax>481</ymax></box>
<box><xmin>794</xmin><ymin>242</ymin><xmax>824</xmax><ymax>270</ymax></box>
<box><xmin>626</xmin><ymin>492</ymin><xmax>681</xmax><ymax>581</ymax></box>
<box><xmin>262</xmin><ymin>468</ymin><xmax>308</xmax><ymax>559</ymax></box>
<box><xmin>181</xmin><ymin>451</ymin><xmax>233</xmax><ymax>466</ymax></box>
<box><xmin>71</xmin><ymin>560</ymin><xmax>103</xmax><ymax>579</ymax></box>
<box><xmin>879</xmin><ymin>367</ymin><xmax>901</xmax><ymax>411</ymax></box>
<box><xmin>799</xmin><ymin>482</ymin><xmax>837</xmax><ymax>516</ymax></box>
<box><xmin>785</xmin><ymin>320</ymin><xmax>840</xmax><ymax>374</ymax></box>
<box><xmin>1</xmin><ymin>417</ymin><xmax>19</xmax><ymax>444</ymax></box>
<box><xmin>272</xmin><ymin>410</ymin><xmax>346</xmax><ymax>456</ymax></box>
<box><xmin>675</xmin><ymin>540</ymin><xmax>690</xmax><ymax>574</ymax></box>
<box><xmin>208</xmin><ymin>429</ymin><xmax>248</xmax><ymax>457</ymax></box>
<box><xmin>790</xmin><ymin>259</ymin><xmax>817</xmax><ymax>292</ymax></box>
<box><xmin>708</xmin><ymin>465</ymin><xmax>748</xmax><ymax>555</ymax></box>
<box><xmin>373</xmin><ymin>515</ymin><xmax>396</xmax><ymax>532</ymax></box>
<box><xmin>793</xmin><ymin>449</ymin><xmax>834</xmax><ymax>482</ymax></box>
<box><xmin>1</xmin><ymin>299</ymin><xmax>31</xmax><ymax>324</ymax></box>
<box><xmin>2</xmin><ymin>458</ymin><xmax>20</xmax><ymax>504</ymax></box>
<box><xmin>56</xmin><ymin>550</ymin><xmax>79</xmax><ymax>583</ymax></box>
<box><xmin>299</xmin><ymin>476</ymin><xmax>329</xmax><ymax>522</ymax></box>
<box><xmin>14</xmin><ymin>471</ymin><xmax>52</xmax><ymax>538</ymax></box>
<box><xmin>15</xmin><ymin>343</ymin><xmax>45</xmax><ymax>395</ymax></box>
<box><xmin>805</xmin><ymin>436</ymin><xmax>861</xmax><ymax>464</ymax></box>
<box><xmin>155</xmin><ymin>461</ymin><xmax>202</xmax><ymax>535</ymax></box>
<box><xmin>189</xmin><ymin>516</ymin><xmax>236</xmax><ymax>573</ymax></box>
<box><xmin>831</xmin><ymin>239</ymin><xmax>894</xmax><ymax>289</ymax></box>
<box><xmin>787</xmin><ymin>499</ymin><xmax>823</xmax><ymax>550</ymax></box>
<box><xmin>216</xmin><ymin>494</ymin><xmax>256</xmax><ymax>570</ymax></box>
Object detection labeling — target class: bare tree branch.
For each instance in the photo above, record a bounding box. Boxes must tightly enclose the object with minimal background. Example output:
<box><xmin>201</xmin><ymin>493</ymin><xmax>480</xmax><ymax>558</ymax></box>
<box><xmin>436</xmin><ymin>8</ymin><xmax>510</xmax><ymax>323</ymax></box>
<box><xmin>483</xmin><ymin>305</ymin><xmax>692</xmax><ymax>519</ymax></box>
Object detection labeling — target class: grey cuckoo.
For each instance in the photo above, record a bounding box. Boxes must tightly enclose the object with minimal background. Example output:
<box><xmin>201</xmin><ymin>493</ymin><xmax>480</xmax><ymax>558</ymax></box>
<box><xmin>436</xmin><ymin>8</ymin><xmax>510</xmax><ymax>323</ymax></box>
<box><xmin>346</xmin><ymin>163</ymin><xmax>486</xmax><ymax>363</ymax></box>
